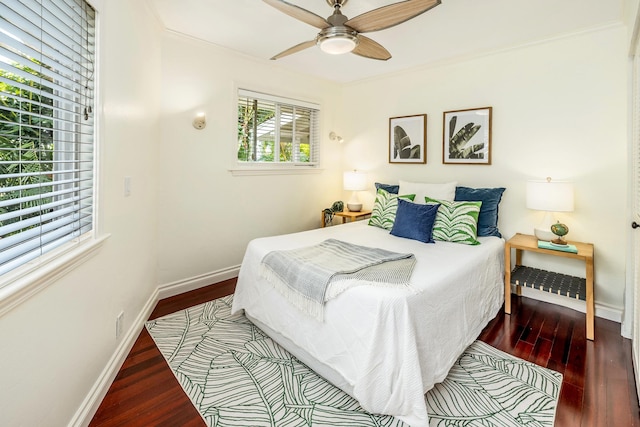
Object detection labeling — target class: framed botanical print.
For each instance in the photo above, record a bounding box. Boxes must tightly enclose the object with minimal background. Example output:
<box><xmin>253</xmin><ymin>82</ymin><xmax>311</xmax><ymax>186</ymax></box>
<box><xmin>443</xmin><ymin>107</ymin><xmax>492</xmax><ymax>165</ymax></box>
<box><xmin>389</xmin><ymin>114</ymin><xmax>427</xmax><ymax>164</ymax></box>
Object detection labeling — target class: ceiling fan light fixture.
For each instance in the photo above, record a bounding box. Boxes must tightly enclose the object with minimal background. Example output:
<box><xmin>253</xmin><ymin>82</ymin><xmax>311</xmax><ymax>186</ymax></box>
<box><xmin>317</xmin><ymin>27</ymin><xmax>358</xmax><ymax>55</ymax></box>
<box><xmin>266</xmin><ymin>0</ymin><xmax>441</xmax><ymax>61</ymax></box>
<box><xmin>319</xmin><ymin>37</ymin><xmax>357</xmax><ymax>54</ymax></box>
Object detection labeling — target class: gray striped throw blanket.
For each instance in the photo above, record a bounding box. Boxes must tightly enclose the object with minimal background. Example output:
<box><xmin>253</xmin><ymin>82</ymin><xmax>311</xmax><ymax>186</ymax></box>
<box><xmin>260</xmin><ymin>239</ymin><xmax>416</xmax><ymax>320</ymax></box>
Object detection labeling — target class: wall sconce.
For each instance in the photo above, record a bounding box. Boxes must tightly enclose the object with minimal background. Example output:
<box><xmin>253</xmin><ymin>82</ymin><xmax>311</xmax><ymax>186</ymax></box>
<box><xmin>526</xmin><ymin>177</ymin><xmax>574</xmax><ymax>242</ymax></box>
<box><xmin>193</xmin><ymin>112</ymin><xmax>206</xmax><ymax>130</ymax></box>
<box><xmin>329</xmin><ymin>131</ymin><xmax>344</xmax><ymax>143</ymax></box>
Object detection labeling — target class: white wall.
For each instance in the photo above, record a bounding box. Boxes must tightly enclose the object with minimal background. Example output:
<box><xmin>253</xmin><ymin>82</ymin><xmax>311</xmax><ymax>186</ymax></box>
<box><xmin>340</xmin><ymin>25</ymin><xmax>628</xmax><ymax>312</ymax></box>
<box><xmin>626</xmin><ymin>0</ymin><xmax>640</xmax><ymax>48</ymax></box>
<box><xmin>0</xmin><ymin>0</ymin><xmax>162</xmax><ymax>425</ymax></box>
<box><xmin>156</xmin><ymin>33</ymin><xmax>343</xmax><ymax>285</ymax></box>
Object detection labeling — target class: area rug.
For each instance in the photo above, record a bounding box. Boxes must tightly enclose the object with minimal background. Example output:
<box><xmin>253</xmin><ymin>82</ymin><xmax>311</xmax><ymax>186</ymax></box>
<box><xmin>146</xmin><ymin>295</ymin><xmax>562</xmax><ymax>426</ymax></box>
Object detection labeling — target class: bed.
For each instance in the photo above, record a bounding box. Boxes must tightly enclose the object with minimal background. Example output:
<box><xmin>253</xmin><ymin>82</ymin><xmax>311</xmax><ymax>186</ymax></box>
<box><xmin>231</xmin><ymin>215</ymin><xmax>505</xmax><ymax>427</ymax></box>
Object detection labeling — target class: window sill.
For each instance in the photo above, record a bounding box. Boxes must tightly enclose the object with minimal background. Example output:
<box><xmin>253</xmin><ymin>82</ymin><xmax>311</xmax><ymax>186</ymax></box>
<box><xmin>0</xmin><ymin>234</ymin><xmax>110</xmax><ymax>318</ymax></box>
<box><xmin>229</xmin><ymin>166</ymin><xmax>324</xmax><ymax>176</ymax></box>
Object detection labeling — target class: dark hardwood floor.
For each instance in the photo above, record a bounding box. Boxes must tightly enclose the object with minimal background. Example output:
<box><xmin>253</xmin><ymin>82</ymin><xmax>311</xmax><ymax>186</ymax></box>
<box><xmin>90</xmin><ymin>278</ymin><xmax>640</xmax><ymax>426</ymax></box>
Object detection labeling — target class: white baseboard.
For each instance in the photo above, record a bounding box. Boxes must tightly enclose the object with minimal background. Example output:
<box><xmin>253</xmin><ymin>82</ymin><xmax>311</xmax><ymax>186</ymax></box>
<box><xmin>513</xmin><ymin>285</ymin><xmax>623</xmax><ymax>323</ymax></box>
<box><xmin>68</xmin><ymin>286</ymin><xmax>159</xmax><ymax>427</ymax></box>
<box><xmin>69</xmin><ymin>265</ymin><xmax>240</xmax><ymax>427</ymax></box>
<box><xmin>157</xmin><ymin>264</ymin><xmax>240</xmax><ymax>300</ymax></box>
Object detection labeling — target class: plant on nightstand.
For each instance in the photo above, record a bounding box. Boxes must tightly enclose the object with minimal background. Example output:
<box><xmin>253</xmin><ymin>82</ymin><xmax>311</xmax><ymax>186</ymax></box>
<box><xmin>323</xmin><ymin>201</ymin><xmax>344</xmax><ymax>227</ymax></box>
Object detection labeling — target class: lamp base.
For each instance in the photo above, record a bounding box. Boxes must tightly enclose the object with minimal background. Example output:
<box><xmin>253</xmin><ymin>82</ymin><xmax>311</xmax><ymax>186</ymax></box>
<box><xmin>534</xmin><ymin>227</ymin><xmax>555</xmax><ymax>242</ymax></box>
<box><xmin>347</xmin><ymin>191</ymin><xmax>362</xmax><ymax>212</ymax></box>
<box><xmin>533</xmin><ymin>211</ymin><xmax>556</xmax><ymax>241</ymax></box>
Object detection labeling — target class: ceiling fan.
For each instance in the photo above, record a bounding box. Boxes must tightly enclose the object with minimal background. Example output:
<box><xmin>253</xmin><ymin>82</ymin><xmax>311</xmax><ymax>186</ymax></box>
<box><xmin>264</xmin><ymin>0</ymin><xmax>441</xmax><ymax>61</ymax></box>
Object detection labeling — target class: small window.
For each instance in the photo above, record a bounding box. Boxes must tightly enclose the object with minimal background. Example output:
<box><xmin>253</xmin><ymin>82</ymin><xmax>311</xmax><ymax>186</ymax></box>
<box><xmin>0</xmin><ymin>0</ymin><xmax>96</xmax><ymax>282</ymax></box>
<box><xmin>237</xmin><ymin>89</ymin><xmax>319</xmax><ymax>167</ymax></box>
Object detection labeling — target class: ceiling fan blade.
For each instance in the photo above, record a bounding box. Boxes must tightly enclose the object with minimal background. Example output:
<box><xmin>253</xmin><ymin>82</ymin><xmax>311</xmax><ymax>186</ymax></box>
<box><xmin>352</xmin><ymin>35</ymin><xmax>391</xmax><ymax>61</ymax></box>
<box><xmin>270</xmin><ymin>40</ymin><xmax>317</xmax><ymax>60</ymax></box>
<box><xmin>263</xmin><ymin>0</ymin><xmax>329</xmax><ymax>29</ymax></box>
<box><xmin>345</xmin><ymin>0</ymin><xmax>441</xmax><ymax>33</ymax></box>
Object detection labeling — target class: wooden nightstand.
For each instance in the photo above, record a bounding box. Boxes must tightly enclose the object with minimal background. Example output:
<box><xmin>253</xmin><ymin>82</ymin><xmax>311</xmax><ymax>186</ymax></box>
<box><xmin>504</xmin><ymin>233</ymin><xmax>595</xmax><ymax>340</ymax></box>
<box><xmin>321</xmin><ymin>210</ymin><xmax>372</xmax><ymax>228</ymax></box>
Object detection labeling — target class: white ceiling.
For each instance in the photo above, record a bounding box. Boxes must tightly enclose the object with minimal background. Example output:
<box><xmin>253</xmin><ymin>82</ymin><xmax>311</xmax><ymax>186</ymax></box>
<box><xmin>146</xmin><ymin>0</ymin><xmax>623</xmax><ymax>83</ymax></box>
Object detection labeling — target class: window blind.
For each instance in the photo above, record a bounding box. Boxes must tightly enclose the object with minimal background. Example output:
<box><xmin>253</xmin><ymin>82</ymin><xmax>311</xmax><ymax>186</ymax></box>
<box><xmin>237</xmin><ymin>89</ymin><xmax>320</xmax><ymax>166</ymax></box>
<box><xmin>0</xmin><ymin>0</ymin><xmax>96</xmax><ymax>279</ymax></box>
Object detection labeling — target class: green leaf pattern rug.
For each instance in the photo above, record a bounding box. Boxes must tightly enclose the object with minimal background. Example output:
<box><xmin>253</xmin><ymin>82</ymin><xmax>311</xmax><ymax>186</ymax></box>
<box><xmin>146</xmin><ymin>295</ymin><xmax>562</xmax><ymax>426</ymax></box>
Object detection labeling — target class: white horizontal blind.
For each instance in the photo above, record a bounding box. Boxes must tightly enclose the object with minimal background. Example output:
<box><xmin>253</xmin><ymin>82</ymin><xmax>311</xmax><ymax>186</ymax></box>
<box><xmin>0</xmin><ymin>0</ymin><xmax>96</xmax><ymax>280</ymax></box>
<box><xmin>237</xmin><ymin>89</ymin><xmax>319</xmax><ymax>166</ymax></box>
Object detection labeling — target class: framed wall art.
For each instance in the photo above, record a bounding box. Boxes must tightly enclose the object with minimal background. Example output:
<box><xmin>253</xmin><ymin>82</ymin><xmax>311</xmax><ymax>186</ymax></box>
<box><xmin>389</xmin><ymin>114</ymin><xmax>427</xmax><ymax>164</ymax></box>
<box><xmin>443</xmin><ymin>107</ymin><xmax>492</xmax><ymax>165</ymax></box>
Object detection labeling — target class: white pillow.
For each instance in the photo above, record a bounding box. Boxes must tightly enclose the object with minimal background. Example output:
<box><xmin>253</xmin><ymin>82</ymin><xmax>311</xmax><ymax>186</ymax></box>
<box><xmin>398</xmin><ymin>180</ymin><xmax>457</xmax><ymax>203</ymax></box>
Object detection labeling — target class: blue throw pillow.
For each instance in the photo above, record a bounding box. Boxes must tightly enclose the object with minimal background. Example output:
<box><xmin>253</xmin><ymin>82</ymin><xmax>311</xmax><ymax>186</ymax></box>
<box><xmin>375</xmin><ymin>182</ymin><xmax>399</xmax><ymax>194</ymax></box>
<box><xmin>454</xmin><ymin>186</ymin><xmax>506</xmax><ymax>237</ymax></box>
<box><xmin>390</xmin><ymin>198</ymin><xmax>440</xmax><ymax>243</ymax></box>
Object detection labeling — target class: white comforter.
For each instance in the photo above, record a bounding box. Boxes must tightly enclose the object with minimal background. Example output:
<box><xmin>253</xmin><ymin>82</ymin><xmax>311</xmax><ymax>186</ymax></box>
<box><xmin>231</xmin><ymin>221</ymin><xmax>504</xmax><ymax>427</ymax></box>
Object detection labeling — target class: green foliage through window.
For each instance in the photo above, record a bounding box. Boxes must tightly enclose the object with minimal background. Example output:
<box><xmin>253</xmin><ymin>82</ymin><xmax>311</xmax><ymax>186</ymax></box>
<box><xmin>0</xmin><ymin>66</ymin><xmax>55</xmax><ymax>235</ymax></box>
<box><xmin>237</xmin><ymin>91</ymin><xmax>318</xmax><ymax>165</ymax></box>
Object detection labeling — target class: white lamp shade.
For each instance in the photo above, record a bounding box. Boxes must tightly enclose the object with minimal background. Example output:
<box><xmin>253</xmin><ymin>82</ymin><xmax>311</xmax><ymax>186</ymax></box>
<box><xmin>343</xmin><ymin>171</ymin><xmax>367</xmax><ymax>191</ymax></box>
<box><xmin>526</xmin><ymin>180</ymin><xmax>574</xmax><ymax>212</ymax></box>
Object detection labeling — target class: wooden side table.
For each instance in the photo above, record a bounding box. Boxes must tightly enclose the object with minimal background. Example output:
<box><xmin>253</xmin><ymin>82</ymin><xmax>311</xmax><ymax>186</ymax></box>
<box><xmin>504</xmin><ymin>233</ymin><xmax>595</xmax><ymax>340</ymax></box>
<box><xmin>321</xmin><ymin>210</ymin><xmax>372</xmax><ymax>228</ymax></box>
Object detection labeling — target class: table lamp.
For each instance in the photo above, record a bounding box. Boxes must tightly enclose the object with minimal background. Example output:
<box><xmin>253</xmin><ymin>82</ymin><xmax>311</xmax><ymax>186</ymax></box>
<box><xmin>526</xmin><ymin>177</ymin><xmax>574</xmax><ymax>242</ymax></box>
<box><xmin>343</xmin><ymin>170</ymin><xmax>367</xmax><ymax>212</ymax></box>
